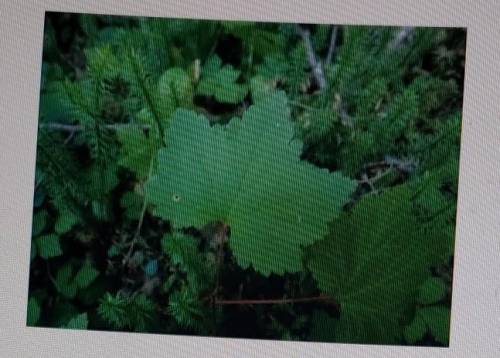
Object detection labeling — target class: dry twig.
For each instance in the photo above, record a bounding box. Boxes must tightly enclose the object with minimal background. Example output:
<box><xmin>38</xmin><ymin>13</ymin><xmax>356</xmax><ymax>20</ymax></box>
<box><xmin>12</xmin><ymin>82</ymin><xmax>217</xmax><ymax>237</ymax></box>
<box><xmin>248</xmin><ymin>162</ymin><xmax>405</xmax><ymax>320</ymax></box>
<box><xmin>296</xmin><ymin>25</ymin><xmax>327</xmax><ymax>90</ymax></box>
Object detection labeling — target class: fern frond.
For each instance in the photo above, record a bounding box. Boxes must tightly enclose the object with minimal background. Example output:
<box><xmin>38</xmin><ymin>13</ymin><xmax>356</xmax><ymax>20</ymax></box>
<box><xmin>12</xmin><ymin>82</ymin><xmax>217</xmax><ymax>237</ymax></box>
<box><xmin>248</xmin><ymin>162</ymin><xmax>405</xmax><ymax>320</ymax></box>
<box><xmin>124</xmin><ymin>48</ymin><xmax>166</xmax><ymax>142</ymax></box>
<box><xmin>168</xmin><ymin>286</ymin><xmax>206</xmax><ymax>332</ymax></box>
<box><xmin>98</xmin><ymin>292</ymin><xmax>155</xmax><ymax>332</ymax></box>
<box><xmin>36</xmin><ymin>132</ymin><xmax>89</xmax><ymax>224</ymax></box>
<box><xmin>97</xmin><ymin>292</ymin><xmax>129</xmax><ymax>329</ymax></box>
<box><xmin>162</xmin><ymin>233</ymin><xmax>215</xmax><ymax>293</ymax></box>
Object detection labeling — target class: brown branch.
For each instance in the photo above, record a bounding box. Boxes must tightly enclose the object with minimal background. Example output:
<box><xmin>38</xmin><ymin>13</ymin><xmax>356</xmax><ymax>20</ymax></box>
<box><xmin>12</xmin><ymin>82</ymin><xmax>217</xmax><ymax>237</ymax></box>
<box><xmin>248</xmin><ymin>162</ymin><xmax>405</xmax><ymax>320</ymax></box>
<box><xmin>122</xmin><ymin>157</ymin><xmax>155</xmax><ymax>267</ymax></box>
<box><xmin>39</xmin><ymin>122</ymin><xmax>151</xmax><ymax>132</ymax></box>
<box><xmin>296</xmin><ymin>25</ymin><xmax>327</xmax><ymax>90</ymax></box>
<box><xmin>214</xmin><ymin>294</ymin><xmax>338</xmax><ymax>307</ymax></box>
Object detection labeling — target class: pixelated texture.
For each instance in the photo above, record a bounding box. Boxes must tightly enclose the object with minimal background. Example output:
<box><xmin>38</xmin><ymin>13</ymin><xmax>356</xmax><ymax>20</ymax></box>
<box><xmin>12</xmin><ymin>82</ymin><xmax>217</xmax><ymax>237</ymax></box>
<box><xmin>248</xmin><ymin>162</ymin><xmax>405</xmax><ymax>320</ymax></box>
<box><xmin>306</xmin><ymin>185</ymin><xmax>450</xmax><ymax>343</ymax></box>
<box><xmin>146</xmin><ymin>91</ymin><xmax>356</xmax><ymax>274</ymax></box>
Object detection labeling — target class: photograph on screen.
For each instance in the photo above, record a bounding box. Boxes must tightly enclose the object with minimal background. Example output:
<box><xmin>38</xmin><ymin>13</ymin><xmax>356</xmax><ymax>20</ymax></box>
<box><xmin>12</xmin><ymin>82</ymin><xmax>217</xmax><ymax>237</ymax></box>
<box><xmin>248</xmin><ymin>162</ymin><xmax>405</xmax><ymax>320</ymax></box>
<box><xmin>27</xmin><ymin>12</ymin><xmax>466</xmax><ymax>346</ymax></box>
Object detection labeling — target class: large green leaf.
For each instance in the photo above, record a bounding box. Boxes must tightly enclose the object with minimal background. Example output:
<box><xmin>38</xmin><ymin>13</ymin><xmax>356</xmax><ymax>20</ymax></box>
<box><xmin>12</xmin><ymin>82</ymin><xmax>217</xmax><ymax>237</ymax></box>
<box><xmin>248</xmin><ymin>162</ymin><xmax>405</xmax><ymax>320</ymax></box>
<box><xmin>32</xmin><ymin>210</ymin><xmax>48</xmax><ymax>236</ymax></box>
<box><xmin>306</xmin><ymin>185</ymin><xmax>449</xmax><ymax>343</ymax></box>
<box><xmin>146</xmin><ymin>91</ymin><xmax>355</xmax><ymax>275</ymax></box>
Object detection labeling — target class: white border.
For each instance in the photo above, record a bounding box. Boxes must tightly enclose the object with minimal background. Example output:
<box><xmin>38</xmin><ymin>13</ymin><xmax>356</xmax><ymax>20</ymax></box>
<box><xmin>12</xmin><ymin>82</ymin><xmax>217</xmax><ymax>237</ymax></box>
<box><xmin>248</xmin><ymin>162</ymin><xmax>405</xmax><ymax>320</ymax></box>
<box><xmin>0</xmin><ymin>1</ymin><xmax>499</xmax><ymax>357</ymax></box>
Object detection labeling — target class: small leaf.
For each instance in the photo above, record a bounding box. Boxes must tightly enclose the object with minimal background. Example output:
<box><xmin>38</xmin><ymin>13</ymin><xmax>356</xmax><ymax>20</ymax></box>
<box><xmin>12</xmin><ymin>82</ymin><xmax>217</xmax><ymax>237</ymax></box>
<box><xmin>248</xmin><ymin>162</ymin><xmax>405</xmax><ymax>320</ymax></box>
<box><xmin>107</xmin><ymin>244</ymin><xmax>120</xmax><ymax>258</ymax></box>
<box><xmin>162</xmin><ymin>233</ymin><xmax>199</xmax><ymax>267</ymax></box>
<box><xmin>419</xmin><ymin>306</ymin><xmax>451</xmax><ymax>345</ymax></box>
<box><xmin>32</xmin><ymin>210</ymin><xmax>49</xmax><ymax>236</ymax></box>
<box><xmin>33</xmin><ymin>188</ymin><xmax>46</xmax><ymax>208</ymax></box>
<box><xmin>35</xmin><ymin>234</ymin><xmax>62</xmax><ymax>259</ymax></box>
<box><xmin>417</xmin><ymin>277</ymin><xmax>447</xmax><ymax>305</ymax></box>
<box><xmin>27</xmin><ymin>297</ymin><xmax>41</xmax><ymax>326</ymax></box>
<box><xmin>74</xmin><ymin>263</ymin><xmax>100</xmax><ymax>289</ymax></box>
<box><xmin>55</xmin><ymin>264</ymin><xmax>78</xmax><ymax>299</ymax></box>
<box><xmin>250</xmin><ymin>75</ymin><xmax>275</xmax><ymax>103</ymax></box>
<box><xmin>162</xmin><ymin>275</ymin><xmax>177</xmax><ymax>294</ymax></box>
<box><xmin>168</xmin><ymin>287</ymin><xmax>205</xmax><ymax>330</ymax></box>
<box><xmin>404</xmin><ymin>314</ymin><xmax>427</xmax><ymax>344</ymax></box>
<box><xmin>117</xmin><ymin>126</ymin><xmax>160</xmax><ymax>180</ymax></box>
<box><xmin>55</xmin><ymin>206</ymin><xmax>80</xmax><ymax>234</ymax></box>
<box><xmin>50</xmin><ymin>301</ymin><xmax>79</xmax><ymax>327</ymax></box>
<box><xmin>157</xmin><ymin>67</ymin><xmax>193</xmax><ymax>110</ymax></box>
<box><xmin>196</xmin><ymin>55</ymin><xmax>248</xmax><ymax>104</ymax></box>
<box><xmin>147</xmin><ymin>92</ymin><xmax>355</xmax><ymax>275</ymax></box>
<box><xmin>63</xmin><ymin>313</ymin><xmax>88</xmax><ymax>330</ymax></box>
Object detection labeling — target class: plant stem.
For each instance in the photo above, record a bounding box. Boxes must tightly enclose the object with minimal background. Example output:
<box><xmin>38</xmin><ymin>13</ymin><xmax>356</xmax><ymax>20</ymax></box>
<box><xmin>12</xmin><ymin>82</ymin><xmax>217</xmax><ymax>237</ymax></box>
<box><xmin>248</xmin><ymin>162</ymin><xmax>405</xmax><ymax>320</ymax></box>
<box><xmin>295</xmin><ymin>24</ymin><xmax>327</xmax><ymax>90</ymax></box>
<box><xmin>214</xmin><ymin>294</ymin><xmax>338</xmax><ymax>307</ymax></box>
<box><xmin>388</xmin><ymin>26</ymin><xmax>415</xmax><ymax>50</ymax></box>
<box><xmin>122</xmin><ymin>156</ymin><xmax>155</xmax><ymax>266</ymax></box>
<box><xmin>45</xmin><ymin>261</ymin><xmax>58</xmax><ymax>288</ymax></box>
<box><xmin>288</xmin><ymin>99</ymin><xmax>316</xmax><ymax>111</ymax></box>
<box><xmin>39</xmin><ymin>123</ymin><xmax>151</xmax><ymax>132</ymax></box>
<box><xmin>324</xmin><ymin>25</ymin><xmax>338</xmax><ymax>66</ymax></box>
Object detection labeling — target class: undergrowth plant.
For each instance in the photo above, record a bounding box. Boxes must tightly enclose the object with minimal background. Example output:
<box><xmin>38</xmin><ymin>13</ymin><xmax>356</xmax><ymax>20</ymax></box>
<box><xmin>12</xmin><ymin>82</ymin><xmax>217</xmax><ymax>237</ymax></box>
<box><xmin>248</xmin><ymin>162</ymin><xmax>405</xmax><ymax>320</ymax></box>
<box><xmin>27</xmin><ymin>12</ymin><xmax>465</xmax><ymax>345</ymax></box>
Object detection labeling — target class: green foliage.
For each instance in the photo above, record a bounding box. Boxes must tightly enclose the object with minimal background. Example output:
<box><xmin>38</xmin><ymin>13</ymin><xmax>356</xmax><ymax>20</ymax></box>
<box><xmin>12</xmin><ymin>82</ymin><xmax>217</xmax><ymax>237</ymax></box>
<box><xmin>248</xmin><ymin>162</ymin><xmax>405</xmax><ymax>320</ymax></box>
<box><xmin>98</xmin><ymin>292</ymin><xmax>155</xmax><ymax>331</ymax></box>
<box><xmin>305</xmin><ymin>185</ymin><xmax>449</xmax><ymax>344</ymax></box>
<box><xmin>32</xmin><ymin>210</ymin><xmax>49</xmax><ymax>236</ymax></box>
<box><xmin>146</xmin><ymin>92</ymin><xmax>356</xmax><ymax>274</ymax></box>
<box><xmin>27</xmin><ymin>297</ymin><xmax>41</xmax><ymax>326</ymax></box>
<box><xmin>308</xmin><ymin>311</ymin><xmax>337</xmax><ymax>342</ymax></box>
<box><xmin>63</xmin><ymin>313</ymin><xmax>89</xmax><ymax>329</ymax></box>
<box><xmin>30</xmin><ymin>14</ymin><xmax>462</xmax><ymax>345</ymax></box>
<box><xmin>222</xmin><ymin>21</ymin><xmax>286</xmax><ymax>59</ymax></box>
<box><xmin>403</xmin><ymin>275</ymin><xmax>450</xmax><ymax>345</ymax></box>
<box><xmin>168</xmin><ymin>286</ymin><xmax>208</xmax><ymax>332</ymax></box>
<box><xmin>196</xmin><ymin>55</ymin><xmax>248</xmax><ymax>103</ymax></box>
<box><xmin>74</xmin><ymin>262</ymin><xmax>100</xmax><ymax>289</ymax></box>
<box><xmin>54</xmin><ymin>206</ymin><xmax>80</xmax><ymax>234</ymax></box>
<box><xmin>297</xmin><ymin>27</ymin><xmax>461</xmax><ymax>177</ymax></box>
<box><xmin>403</xmin><ymin>313</ymin><xmax>428</xmax><ymax>344</ymax></box>
<box><xmin>404</xmin><ymin>306</ymin><xmax>451</xmax><ymax>345</ymax></box>
<box><xmin>54</xmin><ymin>262</ymin><xmax>100</xmax><ymax>299</ymax></box>
<box><xmin>162</xmin><ymin>232</ymin><xmax>214</xmax><ymax>292</ymax></box>
<box><xmin>417</xmin><ymin>277</ymin><xmax>447</xmax><ymax>305</ymax></box>
<box><xmin>255</xmin><ymin>44</ymin><xmax>308</xmax><ymax>96</ymax></box>
<box><xmin>36</xmin><ymin>132</ymin><xmax>88</xmax><ymax>227</ymax></box>
<box><xmin>55</xmin><ymin>264</ymin><xmax>79</xmax><ymax>299</ymax></box>
<box><xmin>162</xmin><ymin>233</ymin><xmax>199</xmax><ymax>267</ymax></box>
<box><xmin>120</xmin><ymin>190</ymin><xmax>143</xmax><ymax>220</ymax></box>
<box><xmin>117</xmin><ymin>126</ymin><xmax>159</xmax><ymax>180</ymax></box>
<box><xmin>35</xmin><ymin>234</ymin><xmax>62</xmax><ymax>259</ymax></box>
